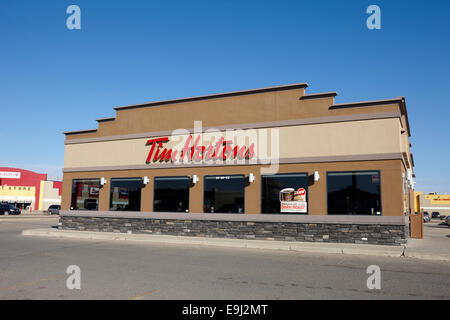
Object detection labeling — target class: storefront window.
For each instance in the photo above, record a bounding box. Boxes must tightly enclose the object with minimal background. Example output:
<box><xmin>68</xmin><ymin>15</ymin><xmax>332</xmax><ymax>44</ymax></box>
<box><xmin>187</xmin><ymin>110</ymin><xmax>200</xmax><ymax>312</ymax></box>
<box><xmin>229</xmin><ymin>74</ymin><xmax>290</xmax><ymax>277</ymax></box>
<box><xmin>110</xmin><ymin>178</ymin><xmax>142</xmax><ymax>211</ymax></box>
<box><xmin>154</xmin><ymin>176</ymin><xmax>190</xmax><ymax>212</ymax></box>
<box><xmin>204</xmin><ymin>175</ymin><xmax>245</xmax><ymax>213</ymax></box>
<box><xmin>71</xmin><ymin>179</ymin><xmax>100</xmax><ymax>210</ymax></box>
<box><xmin>327</xmin><ymin>171</ymin><xmax>381</xmax><ymax>215</ymax></box>
<box><xmin>261</xmin><ymin>173</ymin><xmax>308</xmax><ymax>214</ymax></box>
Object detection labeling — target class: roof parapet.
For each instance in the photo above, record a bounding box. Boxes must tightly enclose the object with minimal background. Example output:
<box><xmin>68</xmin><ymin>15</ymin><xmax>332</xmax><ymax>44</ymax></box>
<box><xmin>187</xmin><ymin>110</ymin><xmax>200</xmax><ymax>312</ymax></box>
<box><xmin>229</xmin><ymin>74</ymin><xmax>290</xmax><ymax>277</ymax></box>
<box><xmin>96</xmin><ymin>117</ymin><xmax>115</xmax><ymax>123</ymax></box>
<box><xmin>63</xmin><ymin>83</ymin><xmax>309</xmax><ymax>137</ymax></box>
<box><xmin>63</xmin><ymin>129</ymin><xmax>98</xmax><ymax>136</ymax></box>
<box><xmin>300</xmin><ymin>92</ymin><xmax>337</xmax><ymax>100</ymax></box>
<box><xmin>330</xmin><ymin>97</ymin><xmax>404</xmax><ymax>109</ymax></box>
<box><xmin>113</xmin><ymin>83</ymin><xmax>309</xmax><ymax>111</ymax></box>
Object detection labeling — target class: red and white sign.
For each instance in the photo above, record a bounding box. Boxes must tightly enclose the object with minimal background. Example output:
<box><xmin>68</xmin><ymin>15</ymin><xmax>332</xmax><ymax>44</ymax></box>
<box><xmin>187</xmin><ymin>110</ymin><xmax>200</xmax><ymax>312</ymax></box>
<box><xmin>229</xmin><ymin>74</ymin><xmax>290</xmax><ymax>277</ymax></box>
<box><xmin>281</xmin><ymin>201</ymin><xmax>307</xmax><ymax>213</ymax></box>
<box><xmin>89</xmin><ymin>186</ymin><xmax>99</xmax><ymax>197</ymax></box>
<box><xmin>279</xmin><ymin>187</ymin><xmax>308</xmax><ymax>213</ymax></box>
<box><xmin>145</xmin><ymin>135</ymin><xmax>255</xmax><ymax>164</ymax></box>
<box><xmin>296</xmin><ymin>188</ymin><xmax>306</xmax><ymax>202</ymax></box>
<box><xmin>0</xmin><ymin>171</ymin><xmax>21</xmax><ymax>179</ymax></box>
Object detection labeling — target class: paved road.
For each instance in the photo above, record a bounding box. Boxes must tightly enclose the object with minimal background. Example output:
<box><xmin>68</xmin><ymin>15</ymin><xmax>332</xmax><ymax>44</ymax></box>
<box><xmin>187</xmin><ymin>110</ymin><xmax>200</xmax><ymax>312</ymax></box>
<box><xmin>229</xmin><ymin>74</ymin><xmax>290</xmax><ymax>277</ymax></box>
<box><xmin>0</xmin><ymin>217</ymin><xmax>449</xmax><ymax>300</ymax></box>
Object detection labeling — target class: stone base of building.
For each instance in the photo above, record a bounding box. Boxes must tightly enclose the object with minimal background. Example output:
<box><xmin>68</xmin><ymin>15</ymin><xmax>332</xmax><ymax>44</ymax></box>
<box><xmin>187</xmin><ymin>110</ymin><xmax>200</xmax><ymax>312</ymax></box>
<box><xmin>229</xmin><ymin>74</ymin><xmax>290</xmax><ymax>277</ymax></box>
<box><xmin>60</xmin><ymin>211</ymin><xmax>408</xmax><ymax>246</ymax></box>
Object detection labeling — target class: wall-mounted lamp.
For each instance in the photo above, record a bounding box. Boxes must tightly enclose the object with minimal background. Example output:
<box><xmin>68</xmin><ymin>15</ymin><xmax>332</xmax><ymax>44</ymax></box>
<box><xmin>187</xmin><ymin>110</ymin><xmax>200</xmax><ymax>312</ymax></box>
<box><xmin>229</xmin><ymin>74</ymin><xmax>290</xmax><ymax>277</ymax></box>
<box><xmin>100</xmin><ymin>177</ymin><xmax>107</xmax><ymax>186</ymax></box>
<box><xmin>407</xmin><ymin>170</ymin><xmax>413</xmax><ymax>182</ymax></box>
<box><xmin>192</xmin><ymin>174</ymin><xmax>199</xmax><ymax>184</ymax></box>
<box><xmin>313</xmin><ymin>171</ymin><xmax>320</xmax><ymax>182</ymax></box>
<box><xmin>248</xmin><ymin>173</ymin><xmax>255</xmax><ymax>183</ymax></box>
<box><xmin>143</xmin><ymin>176</ymin><xmax>150</xmax><ymax>185</ymax></box>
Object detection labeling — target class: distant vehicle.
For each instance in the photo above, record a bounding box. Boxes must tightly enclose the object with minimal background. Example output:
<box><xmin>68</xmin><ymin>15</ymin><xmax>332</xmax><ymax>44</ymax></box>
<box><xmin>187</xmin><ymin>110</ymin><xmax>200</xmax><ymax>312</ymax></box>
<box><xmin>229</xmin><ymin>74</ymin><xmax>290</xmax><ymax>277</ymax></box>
<box><xmin>445</xmin><ymin>215</ymin><xmax>450</xmax><ymax>227</ymax></box>
<box><xmin>0</xmin><ymin>203</ymin><xmax>21</xmax><ymax>215</ymax></box>
<box><xmin>432</xmin><ymin>212</ymin><xmax>440</xmax><ymax>219</ymax></box>
<box><xmin>423</xmin><ymin>212</ymin><xmax>430</xmax><ymax>223</ymax></box>
<box><xmin>48</xmin><ymin>204</ymin><xmax>61</xmax><ymax>215</ymax></box>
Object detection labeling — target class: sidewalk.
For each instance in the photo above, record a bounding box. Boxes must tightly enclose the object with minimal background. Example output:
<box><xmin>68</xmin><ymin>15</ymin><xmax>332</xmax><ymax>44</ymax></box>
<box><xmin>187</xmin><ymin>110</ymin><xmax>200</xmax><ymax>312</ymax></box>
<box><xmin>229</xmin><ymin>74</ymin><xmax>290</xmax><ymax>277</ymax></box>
<box><xmin>0</xmin><ymin>214</ymin><xmax>57</xmax><ymax>220</ymax></box>
<box><xmin>19</xmin><ymin>210</ymin><xmax>50</xmax><ymax>215</ymax></box>
<box><xmin>20</xmin><ymin>222</ymin><xmax>450</xmax><ymax>262</ymax></box>
<box><xmin>403</xmin><ymin>220</ymin><xmax>450</xmax><ymax>261</ymax></box>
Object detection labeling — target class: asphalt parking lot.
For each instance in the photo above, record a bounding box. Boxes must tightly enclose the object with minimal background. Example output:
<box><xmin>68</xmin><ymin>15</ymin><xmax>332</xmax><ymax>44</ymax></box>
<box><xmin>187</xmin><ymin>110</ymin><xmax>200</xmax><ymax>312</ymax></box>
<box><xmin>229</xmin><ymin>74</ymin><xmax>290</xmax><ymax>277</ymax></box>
<box><xmin>0</xmin><ymin>216</ymin><xmax>449</xmax><ymax>300</ymax></box>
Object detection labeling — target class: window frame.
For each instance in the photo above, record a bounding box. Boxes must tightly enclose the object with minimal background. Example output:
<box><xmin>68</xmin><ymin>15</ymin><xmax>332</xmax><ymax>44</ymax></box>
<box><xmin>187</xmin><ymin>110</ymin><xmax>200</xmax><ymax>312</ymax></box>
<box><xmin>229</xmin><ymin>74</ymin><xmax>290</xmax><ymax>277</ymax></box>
<box><xmin>153</xmin><ymin>176</ymin><xmax>190</xmax><ymax>212</ymax></box>
<box><xmin>260</xmin><ymin>172</ymin><xmax>309</xmax><ymax>214</ymax></box>
<box><xmin>109</xmin><ymin>177</ymin><xmax>143</xmax><ymax>212</ymax></box>
<box><xmin>326</xmin><ymin>170</ymin><xmax>382</xmax><ymax>216</ymax></box>
<box><xmin>70</xmin><ymin>178</ymin><xmax>101</xmax><ymax>211</ymax></box>
<box><xmin>203</xmin><ymin>174</ymin><xmax>246</xmax><ymax>214</ymax></box>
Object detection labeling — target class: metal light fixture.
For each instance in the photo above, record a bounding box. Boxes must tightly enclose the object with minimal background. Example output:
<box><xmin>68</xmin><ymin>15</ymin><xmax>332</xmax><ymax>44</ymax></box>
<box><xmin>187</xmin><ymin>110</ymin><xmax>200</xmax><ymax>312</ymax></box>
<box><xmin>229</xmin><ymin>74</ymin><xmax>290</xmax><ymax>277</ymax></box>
<box><xmin>100</xmin><ymin>177</ymin><xmax>107</xmax><ymax>186</ymax></box>
<box><xmin>248</xmin><ymin>173</ymin><xmax>255</xmax><ymax>183</ymax></box>
<box><xmin>143</xmin><ymin>176</ymin><xmax>150</xmax><ymax>185</ymax></box>
<box><xmin>192</xmin><ymin>174</ymin><xmax>199</xmax><ymax>184</ymax></box>
<box><xmin>314</xmin><ymin>171</ymin><xmax>320</xmax><ymax>182</ymax></box>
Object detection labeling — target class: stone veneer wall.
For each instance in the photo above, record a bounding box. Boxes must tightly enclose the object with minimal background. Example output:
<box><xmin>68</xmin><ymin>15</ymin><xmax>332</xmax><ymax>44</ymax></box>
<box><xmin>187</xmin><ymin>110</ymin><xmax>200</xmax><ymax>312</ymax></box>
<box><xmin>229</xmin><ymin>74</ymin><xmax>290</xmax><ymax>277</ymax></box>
<box><xmin>60</xmin><ymin>214</ymin><xmax>408</xmax><ymax>246</ymax></box>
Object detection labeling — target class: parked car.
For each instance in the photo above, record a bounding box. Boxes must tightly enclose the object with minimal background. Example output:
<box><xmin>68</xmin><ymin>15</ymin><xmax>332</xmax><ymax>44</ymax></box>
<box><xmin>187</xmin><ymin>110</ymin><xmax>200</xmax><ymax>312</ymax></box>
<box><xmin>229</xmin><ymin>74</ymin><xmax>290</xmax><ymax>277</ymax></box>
<box><xmin>48</xmin><ymin>204</ymin><xmax>61</xmax><ymax>215</ymax></box>
<box><xmin>446</xmin><ymin>215</ymin><xmax>450</xmax><ymax>227</ymax></box>
<box><xmin>0</xmin><ymin>203</ymin><xmax>21</xmax><ymax>215</ymax></box>
<box><xmin>432</xmin><ymin>212</ymin><xmax>440</xmax><ymax>219</ymax></box>
<box><xmin>423</xmin><ymin>212</ymin><xmax>430</xmax><ymax>223</ymax></box>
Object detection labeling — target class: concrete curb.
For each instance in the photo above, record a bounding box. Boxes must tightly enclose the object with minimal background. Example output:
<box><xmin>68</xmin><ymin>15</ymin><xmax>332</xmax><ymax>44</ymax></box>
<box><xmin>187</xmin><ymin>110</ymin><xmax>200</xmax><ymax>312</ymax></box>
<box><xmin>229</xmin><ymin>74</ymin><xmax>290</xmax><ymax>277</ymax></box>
<box><xmin>0</xmin><ymin>215</ymin><xmax>58</xmax><ymax>221</ymax></box>
<box><xmin>20</xmin><ymin>228</ymin><xmax>418</xmax><ymax>259</ymax></box>
<box><xmin>401</xmin><ymin>246</ymin><xmax>450</xmax><ymax>262</ymax></box>
<box><xmin>0</xmin><ymin>214</ymin><xmax>57</xmax><ymax>218</ymax></box>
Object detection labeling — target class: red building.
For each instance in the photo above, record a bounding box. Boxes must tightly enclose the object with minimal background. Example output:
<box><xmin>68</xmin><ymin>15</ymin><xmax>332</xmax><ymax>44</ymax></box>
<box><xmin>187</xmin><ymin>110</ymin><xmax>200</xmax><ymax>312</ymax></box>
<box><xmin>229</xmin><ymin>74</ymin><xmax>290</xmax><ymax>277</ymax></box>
<box><xmin>0</xmin><ymin>167</ymin><xmax>62</xmax><ymax>211</ymax></box>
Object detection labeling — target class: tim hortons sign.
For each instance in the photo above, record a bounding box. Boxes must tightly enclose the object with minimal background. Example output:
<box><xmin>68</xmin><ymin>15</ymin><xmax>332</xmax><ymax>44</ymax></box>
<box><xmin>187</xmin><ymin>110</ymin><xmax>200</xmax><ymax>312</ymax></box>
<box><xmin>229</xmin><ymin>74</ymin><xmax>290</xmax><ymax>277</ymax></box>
<box><xmin>145</xmin><ymin>135</ymin><xmax>255</xmax><ymax>164</ymax></box>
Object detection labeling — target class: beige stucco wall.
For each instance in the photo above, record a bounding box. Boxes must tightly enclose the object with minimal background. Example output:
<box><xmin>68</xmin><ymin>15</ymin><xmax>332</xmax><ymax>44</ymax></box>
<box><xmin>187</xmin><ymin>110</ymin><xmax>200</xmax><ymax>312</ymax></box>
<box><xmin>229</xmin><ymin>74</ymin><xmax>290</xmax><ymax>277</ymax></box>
<box><xmin>39</xmin><ymin>181</ymin><xmax>62</xmax><ymax>210</ymax></box>
<box><xmin>64</xmin><ymin>118</ymin><xmax>402</xmax><ymax>169</ymax></box>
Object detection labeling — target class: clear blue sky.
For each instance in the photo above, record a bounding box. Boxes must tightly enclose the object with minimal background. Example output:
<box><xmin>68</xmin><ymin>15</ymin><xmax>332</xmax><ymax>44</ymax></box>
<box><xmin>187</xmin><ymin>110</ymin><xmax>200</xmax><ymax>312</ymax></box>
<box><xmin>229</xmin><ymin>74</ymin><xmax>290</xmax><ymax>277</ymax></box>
<box><xmin>1</xmin><ymin>0</ymin><xmax>449</xmax><ymax>192</ymax></box>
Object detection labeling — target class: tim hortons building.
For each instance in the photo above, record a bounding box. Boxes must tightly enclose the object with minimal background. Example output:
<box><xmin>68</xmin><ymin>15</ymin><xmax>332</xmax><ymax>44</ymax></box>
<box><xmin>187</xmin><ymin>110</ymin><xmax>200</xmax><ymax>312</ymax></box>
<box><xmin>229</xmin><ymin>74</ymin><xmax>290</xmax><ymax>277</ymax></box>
<box><xmin>60</xmin><ymin>83</ymin><xmax>415</xmax><ymax>245</ymax></box>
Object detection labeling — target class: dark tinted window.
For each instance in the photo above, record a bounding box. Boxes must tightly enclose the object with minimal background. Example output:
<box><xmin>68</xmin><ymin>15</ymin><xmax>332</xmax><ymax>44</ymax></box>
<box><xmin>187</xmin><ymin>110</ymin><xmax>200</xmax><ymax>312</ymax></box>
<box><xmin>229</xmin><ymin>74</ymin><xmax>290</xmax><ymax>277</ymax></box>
<box><xmin>71</xmin><ymin>179</ymin><xmax>100</xmax><ymax>210</ymax></box>
<box><xmin>327</xmin><ymin>171</ymin><xmax>381</xmax><ymax>215</ymax></box>
<box><xmin>204</xmin><ymin>175</ymin><xmax>245</xmax><ymax>213</ymax></box>
<box><xmin>154</xmin><ymin>177</ymin><xmax>190</xmax><ymax>212</ymax></box>
<box><xmin>110</xmin><ymin>178</ymin><xmax>142</xmax><ymax>211</ymax></box>
<box><xmin>261</xmin><ymin>173</ymin><xmax>308</xmax><ymax>214</ymax></box>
